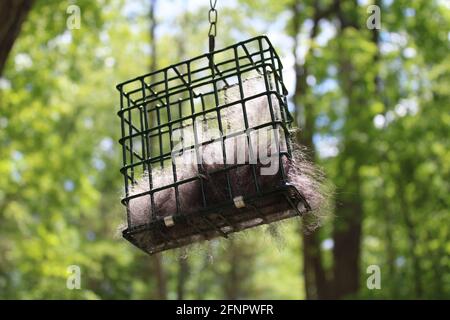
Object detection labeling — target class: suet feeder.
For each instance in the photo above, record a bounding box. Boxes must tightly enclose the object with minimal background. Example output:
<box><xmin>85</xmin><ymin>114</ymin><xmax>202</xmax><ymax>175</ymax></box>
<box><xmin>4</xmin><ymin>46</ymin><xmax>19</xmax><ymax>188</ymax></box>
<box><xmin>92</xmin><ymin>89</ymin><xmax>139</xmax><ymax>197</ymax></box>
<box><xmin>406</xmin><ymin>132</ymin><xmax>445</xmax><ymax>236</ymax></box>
<box><xmin>116</xmin><ymin>36</ymin><xmax>314</xmax><ymax>254</ymax></box>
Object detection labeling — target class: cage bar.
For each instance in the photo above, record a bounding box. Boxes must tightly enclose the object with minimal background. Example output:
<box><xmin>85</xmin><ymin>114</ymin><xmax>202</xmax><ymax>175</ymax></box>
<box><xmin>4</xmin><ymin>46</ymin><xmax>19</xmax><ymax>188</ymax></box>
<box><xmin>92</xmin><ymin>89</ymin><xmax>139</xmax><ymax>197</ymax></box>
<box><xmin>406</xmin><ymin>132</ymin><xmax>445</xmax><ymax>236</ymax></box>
<box><xmin>116</xmin><ymin>36</ymin><xmax>311</xmax><ymax>254</ymax></box>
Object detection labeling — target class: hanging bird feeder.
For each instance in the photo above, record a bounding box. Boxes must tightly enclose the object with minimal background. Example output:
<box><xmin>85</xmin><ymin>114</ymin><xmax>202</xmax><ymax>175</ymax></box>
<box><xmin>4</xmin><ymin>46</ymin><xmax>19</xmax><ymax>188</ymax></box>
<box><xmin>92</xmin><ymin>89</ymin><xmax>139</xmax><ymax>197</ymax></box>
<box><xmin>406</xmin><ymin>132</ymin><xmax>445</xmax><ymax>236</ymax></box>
<box><xmin>116</xmin><ymin>2</ymin><xmax>323</xmax><ymax>255</ymax></box>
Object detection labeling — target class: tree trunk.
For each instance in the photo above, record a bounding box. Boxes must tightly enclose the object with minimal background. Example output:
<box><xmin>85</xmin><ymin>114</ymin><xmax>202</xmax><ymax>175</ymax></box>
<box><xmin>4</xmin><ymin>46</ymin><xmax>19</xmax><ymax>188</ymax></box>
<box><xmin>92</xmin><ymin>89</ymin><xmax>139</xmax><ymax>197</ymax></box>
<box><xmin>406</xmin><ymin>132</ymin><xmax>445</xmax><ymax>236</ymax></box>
<box><xmin>174</xmin><ymin>4</ymin><xmax>191</xmax><ymax>300</ymax></box>
<box><xmin>148</xmin><ymin>0</ymin><xmax>167</xmax><ymax>300</ymax></box>
<box><xmin>371</xmin><ymin>5</ymin><xmax>398</xmax><ymax>297</ymax></box>
<box><xmin>152</xmin><ymin>254</ymin><xmax>167</xmax><ymax>299</ymax></box>
<box><xmin>332</xmin><ymin>188</ymin><xmax>363</xmax><ymax>298</ymax></box>
<box><xmin>177</xmin><ymin>254</ymin><xmax>189</xmax><ymax>299</ymax></box>
<box><xmin>149</xmin><ymin>0</ymin><xmax>157</xmax><ymax>73</ymax></box>
<box><xmin>332</xmin><ymin>0</ymin><xmax>363</xmax><ymax>299</ymax></box>
<box><xmin>381</xmin><ymin>173</ymin><xmax>397</xmax><ymax>296</ymax></box>
<box><xmin>290</xmin><ymin>0</ymin><xmax>332</xmax><ymax>300</ymax></box>
<box><xmin>225</xmin><ymin>239</ymin><xmax>240</xmax><ymax>299</ymax></box>
<box><xmin>0</xmin><ymin>0</ymin><xmax>34</xmax><ymax>75</ymax></box>
<box><xmin>303</xmin><ymin>232</ymin><xmax>329</xmax><ymax>299</ymax></box>
<box><xmin>396</xmin><ymin>174</ymin><xmax>423</xmax><ymax>298</ymax></box>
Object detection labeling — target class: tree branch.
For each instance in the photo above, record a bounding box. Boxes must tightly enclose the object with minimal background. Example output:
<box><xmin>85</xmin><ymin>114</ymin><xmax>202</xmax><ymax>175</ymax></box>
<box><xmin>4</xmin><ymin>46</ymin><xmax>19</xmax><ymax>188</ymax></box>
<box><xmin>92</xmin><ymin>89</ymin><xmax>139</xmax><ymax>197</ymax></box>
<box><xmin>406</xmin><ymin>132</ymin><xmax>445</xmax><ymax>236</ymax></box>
<box><xmin>0</xmin><ymin>0</ymin><xmax>34</xmax><ymax>76</ymax></box>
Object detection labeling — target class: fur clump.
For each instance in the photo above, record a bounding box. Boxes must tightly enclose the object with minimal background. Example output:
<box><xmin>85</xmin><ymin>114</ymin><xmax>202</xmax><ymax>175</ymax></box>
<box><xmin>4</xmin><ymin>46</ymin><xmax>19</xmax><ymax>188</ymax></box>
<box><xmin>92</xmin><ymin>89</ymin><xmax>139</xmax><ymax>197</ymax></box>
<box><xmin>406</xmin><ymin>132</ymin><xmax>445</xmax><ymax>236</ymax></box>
<box><xmin>287</xmin><ymin>145</ymin><xmax>332</xmax><ymax>231</ymax></box>
<box><xmin>123</xmin><ymin>74</ymin><xmax>330</xmax><ymax>235</ymax></box>
<box><xmin>127</xmin><ymin>163</ymin><xmax>202</xmax><ymax>226</ymax></box>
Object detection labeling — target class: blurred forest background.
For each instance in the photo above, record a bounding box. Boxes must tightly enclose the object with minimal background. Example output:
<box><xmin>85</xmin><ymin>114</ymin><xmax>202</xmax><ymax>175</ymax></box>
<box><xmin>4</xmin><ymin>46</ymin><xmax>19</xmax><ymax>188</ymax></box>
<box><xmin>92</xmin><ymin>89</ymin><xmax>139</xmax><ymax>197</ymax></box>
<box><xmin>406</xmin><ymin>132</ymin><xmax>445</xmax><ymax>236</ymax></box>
<box><xmin>0</xmin><ymin>0</ymin><xmax>449</xmax><ymax>299</ymax></box>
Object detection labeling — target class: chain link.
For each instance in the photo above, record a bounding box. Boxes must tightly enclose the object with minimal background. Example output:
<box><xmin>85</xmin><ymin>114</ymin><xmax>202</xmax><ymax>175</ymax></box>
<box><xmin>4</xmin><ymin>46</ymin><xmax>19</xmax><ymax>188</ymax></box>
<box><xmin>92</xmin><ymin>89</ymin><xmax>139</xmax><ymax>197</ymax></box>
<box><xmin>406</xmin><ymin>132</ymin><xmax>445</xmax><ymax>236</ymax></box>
<box><xmin>208</xmin><ymin>0</ymin><xmax>218</xmax><ymax>37</ymax></box>
<box><xmin>208</xmin><ymin>0</ymin><xmax>218</xmax><ymax>74</ymax></box>
<box><xmin>208</xmin><ymin>12</ymin><xmax>217</xmax><ymax>36</ymax></box>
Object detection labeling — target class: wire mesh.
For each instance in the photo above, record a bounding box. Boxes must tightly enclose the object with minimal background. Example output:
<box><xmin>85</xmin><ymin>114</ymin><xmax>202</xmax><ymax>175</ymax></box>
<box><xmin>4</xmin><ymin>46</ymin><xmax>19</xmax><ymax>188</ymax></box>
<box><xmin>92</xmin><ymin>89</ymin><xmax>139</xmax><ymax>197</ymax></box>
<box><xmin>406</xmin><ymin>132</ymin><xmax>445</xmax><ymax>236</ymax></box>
<box><xmin>116</xmin><ymin>36</ymin><xmax>310</xmax><ymax>254</ymax></box>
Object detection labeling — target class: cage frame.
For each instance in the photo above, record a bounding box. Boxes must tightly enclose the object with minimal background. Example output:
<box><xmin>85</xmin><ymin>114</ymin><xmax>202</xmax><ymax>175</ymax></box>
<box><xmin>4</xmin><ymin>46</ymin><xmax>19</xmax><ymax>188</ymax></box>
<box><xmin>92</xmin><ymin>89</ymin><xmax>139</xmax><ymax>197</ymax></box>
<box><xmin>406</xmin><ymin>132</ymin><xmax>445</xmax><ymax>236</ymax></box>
<box><xmin>116</xmin><ymin>35</ymin><xmax>311</xmax><ymax>254</ymax></box>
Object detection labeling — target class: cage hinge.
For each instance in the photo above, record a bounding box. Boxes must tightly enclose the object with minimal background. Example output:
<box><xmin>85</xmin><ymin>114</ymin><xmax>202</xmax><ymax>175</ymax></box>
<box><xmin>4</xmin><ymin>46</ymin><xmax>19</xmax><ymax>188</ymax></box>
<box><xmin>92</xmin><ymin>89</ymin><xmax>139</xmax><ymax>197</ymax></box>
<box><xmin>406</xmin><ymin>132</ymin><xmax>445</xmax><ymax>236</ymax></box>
<box><xmin>233</xmin><ymin>196</ymin><xmax>246</xmax><ymax>208</ymax></box>
<box><xmin>164</xmin><ymin>216</ymin><xmax>175</xmax><ymax>227</ymax></box>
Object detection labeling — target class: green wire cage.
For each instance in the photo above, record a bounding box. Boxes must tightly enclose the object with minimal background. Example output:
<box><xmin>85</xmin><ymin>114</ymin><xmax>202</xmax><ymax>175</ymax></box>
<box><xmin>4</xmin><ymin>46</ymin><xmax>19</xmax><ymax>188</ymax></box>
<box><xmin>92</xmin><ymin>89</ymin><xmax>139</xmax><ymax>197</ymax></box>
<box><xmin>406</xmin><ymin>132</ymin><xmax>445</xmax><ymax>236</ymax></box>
<box><xmin>116</xmin><ymin>36</ymin><xmax>311</xmax><ymax>254</ymax></box>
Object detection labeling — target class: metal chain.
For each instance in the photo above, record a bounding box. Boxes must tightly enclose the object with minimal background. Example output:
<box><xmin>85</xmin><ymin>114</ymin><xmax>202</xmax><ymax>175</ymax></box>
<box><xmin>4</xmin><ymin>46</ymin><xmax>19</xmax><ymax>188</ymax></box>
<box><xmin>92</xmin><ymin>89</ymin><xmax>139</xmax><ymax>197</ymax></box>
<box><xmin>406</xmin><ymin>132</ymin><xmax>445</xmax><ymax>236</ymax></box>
<box><xmin>208</xmin><ymin>0</ymin><xmax>218</xmax><ymax>74</ymax></box>
<box><xmin>208</xmin><ymin>0</ymin><xmax>218</xmax><ymax>38</ymax></box>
